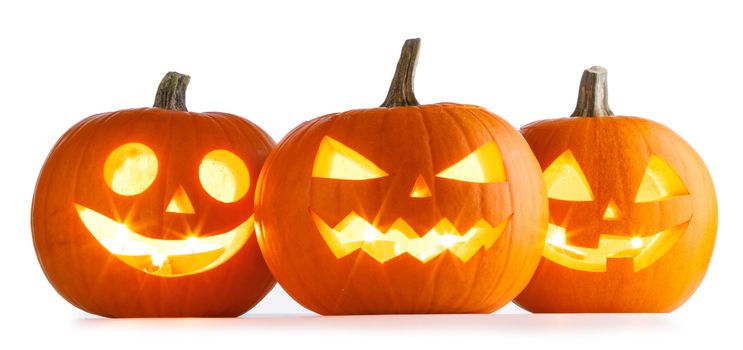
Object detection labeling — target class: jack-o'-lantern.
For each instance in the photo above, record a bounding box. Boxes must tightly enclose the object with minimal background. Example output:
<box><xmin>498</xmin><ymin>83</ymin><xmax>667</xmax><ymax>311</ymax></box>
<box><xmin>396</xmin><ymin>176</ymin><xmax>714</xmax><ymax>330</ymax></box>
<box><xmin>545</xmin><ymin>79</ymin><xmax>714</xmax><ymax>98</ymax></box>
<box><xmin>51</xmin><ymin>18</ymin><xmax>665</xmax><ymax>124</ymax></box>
<box><xmin>255</xmin><ymin>39</ymin><xmax>548</xmax><ymax>315</ymax></box>
<box><xmin>515</xmin><ymin>67</ymin><xmax>717</xmax><ymax>312</ymax></box>
<box><xmin>32</xmin><ymin>72</ymin><xmax>276</xmax><ymax>317</ymax></box>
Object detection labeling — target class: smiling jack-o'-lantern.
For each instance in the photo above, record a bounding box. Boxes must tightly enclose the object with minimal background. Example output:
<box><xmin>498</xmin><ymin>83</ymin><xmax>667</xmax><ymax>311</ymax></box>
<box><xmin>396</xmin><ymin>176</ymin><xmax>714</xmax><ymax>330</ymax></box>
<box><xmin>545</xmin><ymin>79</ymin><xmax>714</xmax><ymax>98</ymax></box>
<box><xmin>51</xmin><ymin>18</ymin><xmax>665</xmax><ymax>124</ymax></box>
<box><xmin>514</xmin><ymin>67</ymin><xmax>717</xmax><ymax>312</ymax></box>
<box><xmin>32</xmin><ymin>72</ymin><xmax>276</xmax><ymax>317</ymax></box>
<box><xmin>255</xmin><ymin>39</ymin><xmax>547</xmax><ymax>314</ymax></box>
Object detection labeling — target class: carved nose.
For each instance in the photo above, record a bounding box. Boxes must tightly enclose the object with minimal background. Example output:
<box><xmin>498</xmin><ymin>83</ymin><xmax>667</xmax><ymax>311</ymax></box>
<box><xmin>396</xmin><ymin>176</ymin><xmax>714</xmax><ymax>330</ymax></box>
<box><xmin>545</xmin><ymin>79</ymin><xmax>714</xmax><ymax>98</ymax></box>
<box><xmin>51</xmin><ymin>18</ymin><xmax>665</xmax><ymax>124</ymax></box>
<box><xmin>166</xmin><ymin>185</ymin><xmax>195</xmax><ymax>214</ymax></box>
<box><xmin>602</xmin><ymin>199</ymin><xmax>621</xmax><ymax>220</ymax></box>
<box><xmin>409</xmin><ymin>175</ymin><xmax>432</xmax><ymax>198</ymax></box>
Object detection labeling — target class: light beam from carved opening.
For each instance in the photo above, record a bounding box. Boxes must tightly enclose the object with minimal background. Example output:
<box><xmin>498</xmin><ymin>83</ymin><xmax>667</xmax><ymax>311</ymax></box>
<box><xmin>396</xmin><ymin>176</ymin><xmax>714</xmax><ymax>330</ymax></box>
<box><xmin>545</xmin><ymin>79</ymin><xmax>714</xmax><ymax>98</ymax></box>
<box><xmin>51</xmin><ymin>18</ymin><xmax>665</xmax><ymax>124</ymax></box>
<box><xmin>543</xmin><ymin>221</ymin><xmax>689</xmax><ymax>272</ymax></box>
<box><xmin>76</xmin><ymin>205</ymin><xmax>253</xmax><ymax>277</ymax></box>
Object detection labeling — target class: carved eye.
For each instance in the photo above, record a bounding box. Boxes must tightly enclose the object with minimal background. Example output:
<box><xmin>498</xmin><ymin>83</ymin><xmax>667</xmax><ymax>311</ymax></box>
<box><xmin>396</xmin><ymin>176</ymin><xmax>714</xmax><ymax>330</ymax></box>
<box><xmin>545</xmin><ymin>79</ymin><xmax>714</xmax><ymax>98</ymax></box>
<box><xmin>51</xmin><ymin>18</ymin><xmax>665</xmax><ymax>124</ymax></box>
<box><xmin>104</xmin><ymin>143</ymin><xmax>158</xmax><ymax>196</ymax></box>
<box><xmin>543</xmin><ymin>150</ymin><xmax>593</xmax><ymax>201</ymax></box>
<box><xmin>313</xmin><ymin>137</ymin><xmax>388</xmax><ymax>180</ymax></box>
<box><xmin>635</xmin><ymin>155</ymin><xmax>688</xmax><ymax>203</ymax></box>
<box><xmin>436</xmin><ymin>142</ymin><xmax>506</xmax><ymax>183</ymax></box>
<box><xmin>199</xmin><ymin>150</ymin><xmax>251</xmax><ymax>203</ymax></box>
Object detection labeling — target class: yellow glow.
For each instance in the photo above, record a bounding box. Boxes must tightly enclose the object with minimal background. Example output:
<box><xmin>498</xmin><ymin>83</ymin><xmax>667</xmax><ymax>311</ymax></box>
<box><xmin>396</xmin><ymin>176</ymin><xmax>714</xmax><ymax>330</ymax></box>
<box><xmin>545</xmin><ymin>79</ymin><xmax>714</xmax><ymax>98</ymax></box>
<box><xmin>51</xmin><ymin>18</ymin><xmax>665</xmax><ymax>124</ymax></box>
<box><xmin>312</xmin><ymin>210</ymin><xmax>510</xmax><ymax>263</ymax></box>
<box><xmin>436</xmin><ymin>142</ymin><xmax>506</xmax><ymax>183</ymax></box>
<box><xmin>76</xmin><ymin>204</ymin><xmax>253</xmax><ymax>277</ymax></box>
<box><xmin>312</xmin><ymin>137</ymin><xmax>388</xmax><ymax>180</ymax></box>
<box><xmin>543</xmin><ymin>150</ymin><xmax>593</xmax><ymax>201</ymax></box>
<box><xmin>546</xmin><ymin>225</ymin><xmax>566</xmax><ymax>246</ymax></box>
<box><xmin>631</xmin><ymin>237</ymin><xmax>642</xmax><ymax>249</ymax></box>
<box><xmin>165</xmin><ymin>186</ymin><xmax>195</xmax><ymax>214</ymax></box>
<box><xmin>151</xmin><ymin>253</ymin><xmax>167</xmax><ymax>267</ymax></box>
<box><xmin>602</xmin><ymin>200</ymin><xmax>621</xmax><ymax>220</ymax></box>
<box><xmin>410</xmin><ymin>175</ymin><xmax>432</xmax><ymax>198</ymax></box>
<box><xmin>635</xmin><ymin>155</ymin><xmax>689</xmax><ymax>203</ymax></box>
<box><xmin>199</xmin><ymin>150</ymin><xmax>250</xmax><ymax>203</ymax></box>
<box><xmin>104</xmin><ymin>143</ymin><xmax>158</xmax><ymax>196</ymax></box>
<box><xmin>543</xmin><ymin>221</ymin><xmax>689</xmax><ymax>272</ymax></box>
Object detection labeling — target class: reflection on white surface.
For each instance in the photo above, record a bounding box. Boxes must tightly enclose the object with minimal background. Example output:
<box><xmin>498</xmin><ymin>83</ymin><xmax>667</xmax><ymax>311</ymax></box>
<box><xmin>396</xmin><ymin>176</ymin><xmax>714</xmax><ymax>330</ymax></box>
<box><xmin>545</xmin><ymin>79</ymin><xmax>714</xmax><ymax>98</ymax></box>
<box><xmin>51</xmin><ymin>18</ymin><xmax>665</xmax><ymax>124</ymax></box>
<box><xmin>76</xmin><ymin>312</ymin><xmax>675</xmax><ymax>334</ymax></box>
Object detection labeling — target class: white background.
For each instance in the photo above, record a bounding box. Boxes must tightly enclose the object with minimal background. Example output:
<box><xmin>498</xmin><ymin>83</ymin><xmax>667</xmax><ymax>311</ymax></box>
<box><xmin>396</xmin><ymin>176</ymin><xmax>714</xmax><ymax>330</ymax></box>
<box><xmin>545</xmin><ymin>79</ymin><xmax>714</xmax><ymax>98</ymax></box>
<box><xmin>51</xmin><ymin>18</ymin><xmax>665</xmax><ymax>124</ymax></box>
<box><xmin>1</xmin><ymin>0</ymin><xmax>740</xmax><ymax>348</ymax></box>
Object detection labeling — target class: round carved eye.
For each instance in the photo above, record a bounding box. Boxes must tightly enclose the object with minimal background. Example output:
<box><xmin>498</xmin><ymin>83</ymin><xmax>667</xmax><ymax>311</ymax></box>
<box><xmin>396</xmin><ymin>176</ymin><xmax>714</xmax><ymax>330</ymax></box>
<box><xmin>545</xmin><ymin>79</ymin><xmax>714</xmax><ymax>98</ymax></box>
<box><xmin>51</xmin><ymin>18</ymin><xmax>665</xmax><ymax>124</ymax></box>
<box><xmin>104</xmin><ymin>143</ymin><xmax>159</xmax><ymax>196</ymax></box>
<box><xmin>199</xmin><ymin>150</ymin><xmax>250</xmax><ymax>203</ymax></box>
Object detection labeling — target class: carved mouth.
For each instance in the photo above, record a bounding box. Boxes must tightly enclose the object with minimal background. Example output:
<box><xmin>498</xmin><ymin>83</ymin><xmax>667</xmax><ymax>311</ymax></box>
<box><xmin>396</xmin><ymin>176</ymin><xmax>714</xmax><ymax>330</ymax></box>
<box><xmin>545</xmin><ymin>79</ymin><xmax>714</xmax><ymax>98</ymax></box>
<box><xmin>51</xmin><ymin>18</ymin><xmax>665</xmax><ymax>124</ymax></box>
<box><xmin>75</xmin><ymin>204</ymin><xmax>253</xmax><ymax>277</ymax></box>
<box><xmin>543</xmin><ymin>220</ymin><xmax>690</xmax><ymax>272</ymax></box>
<box><xmin>311</xmin><ymin>210</ymin><xmax>510</xmax><ymax>263</ymax></box>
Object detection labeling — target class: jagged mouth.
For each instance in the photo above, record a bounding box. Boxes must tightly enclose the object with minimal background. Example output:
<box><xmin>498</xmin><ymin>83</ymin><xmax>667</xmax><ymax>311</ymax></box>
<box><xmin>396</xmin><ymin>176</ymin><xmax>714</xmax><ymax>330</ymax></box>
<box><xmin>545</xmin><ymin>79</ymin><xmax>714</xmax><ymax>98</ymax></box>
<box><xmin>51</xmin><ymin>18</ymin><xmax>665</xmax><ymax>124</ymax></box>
<box><xmin>75</xmin><ymin>204</ymin><xmax>253</xmax><ymax>277</ymax></box>
<box><xmin>543</xmin><ymin>220</ymin><xmax>690</xmax><ymax>272</ymax></box>
<box><xmin>311</xmin><ymin>210</ymin><xmax>511</xmax><ymax>263</ymax></box>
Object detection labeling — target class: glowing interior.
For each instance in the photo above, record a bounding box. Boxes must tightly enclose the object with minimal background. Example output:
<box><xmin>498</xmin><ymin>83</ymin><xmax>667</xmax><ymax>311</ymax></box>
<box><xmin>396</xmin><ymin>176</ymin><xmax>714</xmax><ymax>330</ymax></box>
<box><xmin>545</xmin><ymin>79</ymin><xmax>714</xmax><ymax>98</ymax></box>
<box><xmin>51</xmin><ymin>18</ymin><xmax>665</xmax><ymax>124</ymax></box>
<box><xmin>436</xmin><ymin>142</ymin><xmax>506</xmax><ymax>183</ymax></box>
<box><xmin>410</xmin><ymin>175</ymin><xmax>432</xmax><ymax>198</ymax></box>
<box><xmin>104</xmin><ymin>143</ymin><xmax>159</xmax><ymax>196</ymax></box>
<box><xmin>602</xmin><ymin>200</ymin><xmax>621</xmax><ymax>220</ymax></box>
<box><xmin>543</xmin><ymin>221</ymin><xmax>688</xmax><ymax>272</ymax></box>
<box><xmin>635</xmin><ymin>155</ymin><xmax>689</xmax><ymax>203</ymax></box>
<box><xmin>313</xmin><ymin>137</ymin><xmax>388</xmax><ymax>180</ymax></box>
<box><xmin>76</xmin><ymin>205</ymin><xmax>253</xmax><ymax>277</ymax></box>
<box><xmin>312</xmin><ymin>211</ymin><xmax>510</xmax><ymax>263</ymax></box>
<box><xmin>543</xmin><ymin>150</ymin><xmax>593</xmax><ymax>201</ymax></box>
<box><xmin>199</xmin><ymin>149</ymin><xmax>250</xmax><ymax>203</ymax></box>
<box><xmin>166</xmin><ymin>185</ymin><xmax>195</xmax><ymax>214</ymax></box>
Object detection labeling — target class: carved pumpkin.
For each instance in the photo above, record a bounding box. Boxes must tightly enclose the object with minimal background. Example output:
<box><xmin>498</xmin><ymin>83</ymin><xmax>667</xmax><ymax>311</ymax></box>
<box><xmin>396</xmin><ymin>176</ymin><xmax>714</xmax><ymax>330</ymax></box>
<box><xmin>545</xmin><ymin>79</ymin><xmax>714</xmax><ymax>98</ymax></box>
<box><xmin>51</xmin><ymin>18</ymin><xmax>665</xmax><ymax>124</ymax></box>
<box><xmin>515</xmin><ymin>67</ymin><xmax>717</xmax><ymax>312</ymax></box>
<box><xmin>255</xmin><ymin>39</ymin><xmax>547</xmax><ymax>314</ymax></box>
<box><xmin>32</xmin><ymin>72</ymin><xmax>276</xmax><ymax>317</ymax></box>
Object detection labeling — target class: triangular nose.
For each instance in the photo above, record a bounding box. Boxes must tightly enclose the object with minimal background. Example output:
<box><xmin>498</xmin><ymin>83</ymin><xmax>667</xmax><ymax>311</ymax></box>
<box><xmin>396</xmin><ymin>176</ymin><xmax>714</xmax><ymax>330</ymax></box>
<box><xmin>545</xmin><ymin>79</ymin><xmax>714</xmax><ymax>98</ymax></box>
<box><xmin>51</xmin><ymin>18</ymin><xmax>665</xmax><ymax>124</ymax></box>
<box><xmin>602</xmin><ymin>199</ymin><xmax>621</xmax><ymax>220</ymax></box>
<box><xmin>166</xmin><ymin>185</ymin><xmax>195</xmax><ymax>214</ymax></box>
<box><xmin>409</xmin><ymin>175</ymin><xmax>432</xmax><ymax>198</ymax></box>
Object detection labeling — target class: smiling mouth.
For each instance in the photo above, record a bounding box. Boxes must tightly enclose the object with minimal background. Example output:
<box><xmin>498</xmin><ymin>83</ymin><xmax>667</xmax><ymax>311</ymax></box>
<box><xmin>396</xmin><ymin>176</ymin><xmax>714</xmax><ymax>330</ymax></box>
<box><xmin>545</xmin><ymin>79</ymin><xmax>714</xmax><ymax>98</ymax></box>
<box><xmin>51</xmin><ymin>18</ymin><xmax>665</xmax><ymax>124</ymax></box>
<box><xmin>311</xmin><ymin>210</ymin><xmax>510</xmax><ymax>263</ymax></box>
<box><xmin>75</xmin><ymin>204</ymin><xmax>253</xmax><ymax>277</ymax></box>
<box><xmin>543</xmin><ymin>220</ymin><xmax>690</xmax><ymax>272</ymax></box>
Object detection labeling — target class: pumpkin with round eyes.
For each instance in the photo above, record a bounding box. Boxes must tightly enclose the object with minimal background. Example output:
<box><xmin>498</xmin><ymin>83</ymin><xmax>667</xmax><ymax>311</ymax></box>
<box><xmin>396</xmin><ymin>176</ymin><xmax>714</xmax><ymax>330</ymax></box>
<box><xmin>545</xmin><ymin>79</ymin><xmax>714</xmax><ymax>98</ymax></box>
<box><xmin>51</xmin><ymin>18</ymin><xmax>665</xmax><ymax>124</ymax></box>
<box><xmin>514</xmin><ymin>67</ymin><xmax>717</xmax><ymax>312</ymax></box>
<box><xmin>255</xmin><ymin>39</ymin><xmax>548</xmax><ymax>315</ymax></box>
<box><xmin>32</xmin><ymin>72</ymin><xmax>276</xmax><ymax>317</ymax></box>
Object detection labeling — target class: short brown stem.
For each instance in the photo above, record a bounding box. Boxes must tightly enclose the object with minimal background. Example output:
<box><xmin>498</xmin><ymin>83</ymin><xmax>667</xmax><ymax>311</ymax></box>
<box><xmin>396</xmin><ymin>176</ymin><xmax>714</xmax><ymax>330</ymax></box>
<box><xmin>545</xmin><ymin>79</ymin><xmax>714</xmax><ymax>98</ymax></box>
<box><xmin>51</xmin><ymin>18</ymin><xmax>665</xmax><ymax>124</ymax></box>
<box><xmin>153</xmin><ymin>71</ymin><xmax>190</xmax><ymax>111</ymax></box>
<box><xmin>571</xmin><ymin>66</ymin><xmax>614</xmax><ymax>117</ymax></box>
<box><xmin>381</xmin><ymin>38</ymin><xmax>421</xmax><ymax>108</ymax></box>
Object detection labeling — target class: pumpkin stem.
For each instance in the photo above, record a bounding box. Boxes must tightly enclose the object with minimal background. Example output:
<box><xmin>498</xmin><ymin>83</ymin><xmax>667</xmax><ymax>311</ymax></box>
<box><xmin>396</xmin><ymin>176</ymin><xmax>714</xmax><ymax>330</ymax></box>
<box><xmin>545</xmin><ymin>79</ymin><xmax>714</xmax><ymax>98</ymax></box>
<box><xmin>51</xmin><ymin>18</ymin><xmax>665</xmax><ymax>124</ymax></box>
<box><xmin>571</xmin><ymin>66</ymin><xmax>614</xmax><ymax>117</ymax></box>
<box><xmin>153</xmin><ymin>71</ymin><xmax>191</xmax><ymax>111</ymax></box>
<box><xmin>381</xmin><ymin>38</ymin><xmax>421</xmax><ymax>108</ymax></box>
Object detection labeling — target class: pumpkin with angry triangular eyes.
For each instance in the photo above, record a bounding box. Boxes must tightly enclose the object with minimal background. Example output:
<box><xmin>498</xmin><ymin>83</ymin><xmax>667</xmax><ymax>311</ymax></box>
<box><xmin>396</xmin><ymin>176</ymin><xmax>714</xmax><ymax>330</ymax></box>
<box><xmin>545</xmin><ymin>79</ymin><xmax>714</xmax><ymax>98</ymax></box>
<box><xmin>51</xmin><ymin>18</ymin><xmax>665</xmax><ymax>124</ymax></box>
<box><xmin>255</xmin><ymin>39</ymin><xmax>548</xmax><ymax>314</ymax></box>
<box><xmin>514</xmin><ymin>67</ymin><xmax>717</xmax><ymax>312</ymax></box>
<box><xmin>32</xmin><ymin>72</ymin><xmax>276</xmax><ymax>317</ymax></box>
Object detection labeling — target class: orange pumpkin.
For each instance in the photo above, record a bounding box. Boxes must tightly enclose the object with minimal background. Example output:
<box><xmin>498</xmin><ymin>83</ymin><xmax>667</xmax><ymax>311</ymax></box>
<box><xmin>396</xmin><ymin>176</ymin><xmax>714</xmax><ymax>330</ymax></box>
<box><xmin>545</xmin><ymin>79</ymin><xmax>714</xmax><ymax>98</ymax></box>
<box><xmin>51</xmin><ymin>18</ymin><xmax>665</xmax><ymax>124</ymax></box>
<box><xmin>255</xmin><ymin>39</ymin><xmax>547</xmax><ymax>314</ymax></box>
<box><xmin>32</xmin><ymin>72</ymin><xmax>276</xmax><ymax>317</ymax></box>
<box><xmin>515</xmin><ymin>66</ymin><xmax>717</xmax><ymax>312</ymax></box>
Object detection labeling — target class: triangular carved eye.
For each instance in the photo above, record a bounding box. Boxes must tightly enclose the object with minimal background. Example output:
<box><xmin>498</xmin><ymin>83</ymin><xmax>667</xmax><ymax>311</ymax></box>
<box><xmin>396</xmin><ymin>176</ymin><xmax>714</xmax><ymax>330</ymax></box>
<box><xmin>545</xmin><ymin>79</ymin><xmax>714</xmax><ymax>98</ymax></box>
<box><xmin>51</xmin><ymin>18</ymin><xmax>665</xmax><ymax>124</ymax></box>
<box><xmin>635</xmin><ymin>155</ymin><xmax>689</xmax><ymax>203</ymax></box>
<box><xmin>436</xmin><ymin>142</ymin><xmax>506</xmax><ymax>183</ymax></box>
<box><xmin>313</xmin><ymin>137</ymin><xmax>388</xmax><ymax>180</ymax></box>
<box><xmin>543</xmin><ymin>150</ymin><xmax>593</xmax><ymax>201</ymax></box>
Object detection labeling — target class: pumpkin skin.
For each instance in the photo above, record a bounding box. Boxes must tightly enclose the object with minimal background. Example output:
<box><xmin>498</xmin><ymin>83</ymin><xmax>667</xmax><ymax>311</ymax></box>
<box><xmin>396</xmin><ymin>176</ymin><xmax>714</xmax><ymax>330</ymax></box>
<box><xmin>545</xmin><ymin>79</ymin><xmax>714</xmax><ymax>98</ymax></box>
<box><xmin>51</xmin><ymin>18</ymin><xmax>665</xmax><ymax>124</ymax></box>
<box><xmin>255</xmin><ymin>39</ymin><xmax>547</xmax><ymax>315</ymax></box>
<box><xmin>514</xmin><ymin>67</ymin><xmax>717</xmax><ymax>312</ymax></box>
<box><xmin>32</xmin><ymin>72</ymin><xmax>276</xmax><ymax>317</ymax></box>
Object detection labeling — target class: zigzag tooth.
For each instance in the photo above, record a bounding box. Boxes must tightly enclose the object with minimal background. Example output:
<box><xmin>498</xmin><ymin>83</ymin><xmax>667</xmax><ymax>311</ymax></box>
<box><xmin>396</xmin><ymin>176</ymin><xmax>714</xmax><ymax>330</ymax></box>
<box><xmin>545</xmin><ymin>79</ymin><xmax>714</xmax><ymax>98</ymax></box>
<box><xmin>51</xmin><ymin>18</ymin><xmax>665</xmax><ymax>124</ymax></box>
<box><xmin>388</xmin><ymin>218</ymin><xmax>418</xmax><ymax>239</ymax></box>
<box><xmin>313</xmin><ymin>210</ymin><xmax>510</xmax><ymax>263</ymax></box>
<box><xmin>431</xmin><ymin>218</ymin><xmax>458</xmax><ymax>235</ymax></box>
